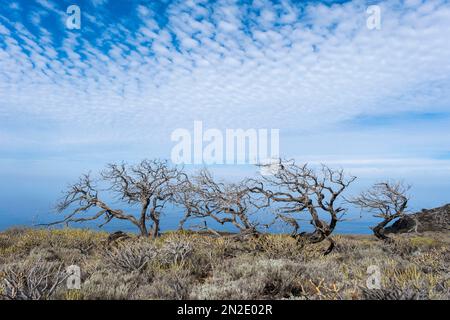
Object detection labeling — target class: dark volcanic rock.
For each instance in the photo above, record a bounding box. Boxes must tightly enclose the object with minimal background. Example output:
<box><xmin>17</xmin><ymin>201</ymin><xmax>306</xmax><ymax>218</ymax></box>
<box><xmin>107</xmin><ymin>230</ymin><xmax>130</xmax><ymax>244</ymax></box>
<box><xmin>385</xmin><ymin>204</ymin><xmax>450</xmax><ymax>234</ymax></box>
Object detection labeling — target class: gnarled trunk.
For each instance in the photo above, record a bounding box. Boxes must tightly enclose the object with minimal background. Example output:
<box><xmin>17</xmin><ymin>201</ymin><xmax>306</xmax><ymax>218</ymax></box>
<box><xmin>372</xmin><ymin>217</ymin><xmax>396</xmax><ymax>241</ymax></box>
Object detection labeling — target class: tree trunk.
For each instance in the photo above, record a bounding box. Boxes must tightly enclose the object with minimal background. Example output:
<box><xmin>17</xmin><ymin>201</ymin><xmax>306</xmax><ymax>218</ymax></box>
<box><xmin>151</xmin><ymin>219</ymin><xmax>160</xmax><ymax>239</ymax></box>
<box><xmin>139</xmin><ymin>200</ymin><xmax>149</xmax><ymax>237</ymax></box>
<box><xmin>139</xmin><ymin>222</ymin><xmax>148</xmax><ymax>237</ymax></box>
<box><xmin>148</xmin><ymin>207</ymin><xmax>161</xmax><ymax>239</ymax></box>
<box><xmin>372</xmin><ymin>219</ymin><xmax>392</xmax><ymax>240</ymax></box>
<box><xmin>324</xmin><ymin>237</ymin><xmax>335</xmax><ymax>255</ymax></box>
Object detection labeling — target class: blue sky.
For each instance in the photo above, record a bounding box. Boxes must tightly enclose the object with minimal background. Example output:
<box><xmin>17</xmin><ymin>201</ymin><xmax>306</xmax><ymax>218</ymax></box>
<box><xmin>1</xmin><ymin>0</ymin><xmax>450</xmax><ymax>230</ymax></box>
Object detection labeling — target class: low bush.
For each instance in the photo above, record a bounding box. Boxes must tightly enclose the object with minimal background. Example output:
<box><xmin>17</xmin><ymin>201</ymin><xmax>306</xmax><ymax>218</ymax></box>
<box><xmin>0</xmin><ymin>228</ymin><xmax>448</xmax><ymax>300</ymax></box>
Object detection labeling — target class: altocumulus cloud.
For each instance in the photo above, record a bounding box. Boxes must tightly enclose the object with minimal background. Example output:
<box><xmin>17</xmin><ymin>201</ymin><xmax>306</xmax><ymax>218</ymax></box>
<box><xmin>0</xmin><ymin>0</ymin><xmax>450</xmax><ymax>175</ymax></box>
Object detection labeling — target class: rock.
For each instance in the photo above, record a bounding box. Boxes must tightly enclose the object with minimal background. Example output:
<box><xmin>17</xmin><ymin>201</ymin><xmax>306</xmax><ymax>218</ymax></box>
<box><xmin>107</xmin><ymin>231</ymin><xmax>130</xmax><ymax>244</ymax></box>
<box><xmin>385</xmin><ymin>204</ymin><xmax>450</xmax><ymax>234</ymax></box>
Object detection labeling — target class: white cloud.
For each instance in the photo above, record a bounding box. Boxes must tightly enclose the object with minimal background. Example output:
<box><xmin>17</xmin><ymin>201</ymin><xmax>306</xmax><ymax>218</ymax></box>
<box><xmin>35</xmin><ymin>0</ymin><xmax>59</xmax><ymax>13</ymax></box>
<box><xmin>0</xmin><ymin>0</ymin><xmax>449</xmax><ymax>174</ymax></box>
<box><xmin>9</xmin><ymin>2</ymin><xmax>20</xmax><ymax>11</ymax></box>
<box><xmin>90</xmin><ymin>0</ymin><xmax>109</xmax><ymax>7</ymax></box>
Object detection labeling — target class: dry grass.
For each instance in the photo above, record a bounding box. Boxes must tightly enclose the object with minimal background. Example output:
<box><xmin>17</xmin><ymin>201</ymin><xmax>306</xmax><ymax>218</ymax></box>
<box><xmin>0</xmin><ymin>228</ymin><xmax>448</xmax><ymax>300</ymax></box>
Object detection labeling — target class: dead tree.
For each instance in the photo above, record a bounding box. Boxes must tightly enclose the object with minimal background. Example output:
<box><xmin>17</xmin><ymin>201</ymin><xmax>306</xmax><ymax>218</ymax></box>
<box><xmin>173</xmin><ymin>169</ymin><xmax>266</xmax><ymax>237</ymax></box>
<box><xmin>252</xmin><ymin>159</ymin><xmax>356</xmax><ymax>255</ymax></box>
<box><xmin>350</xmin><ymin>181</ymin><xmax>410</xmax><ymax>240</ymax></box>
<box><xmin>53</xmin><ymin>159</ymin><xmax>185</xmax><ymax>238</ymax></box>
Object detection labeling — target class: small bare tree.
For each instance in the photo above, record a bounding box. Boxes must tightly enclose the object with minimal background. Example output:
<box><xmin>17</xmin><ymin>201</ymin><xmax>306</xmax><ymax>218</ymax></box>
<box><xmin>53</xmin><ymin>159</ymin><xmax>185</xmax><ymax>238</ymax></box>
<box><xmin>174</xmin><ymin>169</ymin><xmax>266</xmax><ymax>237</ymax></box>
<box><xmin>350</xmin><ymin>181</ymin><xmax>410</xmax><ymax>240</ymax></box>
<box><xmin>252</xmin><ymin>159</ymin><xmax>356</xmax><ymax>254</ymax></box>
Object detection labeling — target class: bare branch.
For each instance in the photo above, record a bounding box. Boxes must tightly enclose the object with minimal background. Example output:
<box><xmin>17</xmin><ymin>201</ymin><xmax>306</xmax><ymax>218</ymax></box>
<box><xmin>253</xmin><ymin>159</ymin><xmax>356</xmax><ymax>254</ymax></box>
<box><xmin>51</xmin><ymin>159</ymin><xmax>186</xmax><ymax>237</ymax></box>
<box><xmin>173</xmin><ymin>169</ymin><xmax>265</xmax><ymax>236</ymax></box>
<box><xmin>349</xmin><ymin>180</ymin><xmax>411</xmax><ymax>240</ymax></box>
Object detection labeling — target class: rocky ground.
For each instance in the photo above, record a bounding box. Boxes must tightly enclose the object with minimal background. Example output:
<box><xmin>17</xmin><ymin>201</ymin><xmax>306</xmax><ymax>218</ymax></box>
<box><xmin>386</xmin><ymin>204</ymin><xmax>450</xmax><ymax>234</ymax></box>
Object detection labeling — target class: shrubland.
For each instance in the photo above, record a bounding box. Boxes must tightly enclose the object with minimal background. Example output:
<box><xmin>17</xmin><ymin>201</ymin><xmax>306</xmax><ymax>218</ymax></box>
<box><xmin>0</xmin><ymin>228</ymin><xmax>448</xmax><ymax>300</ymax></box>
